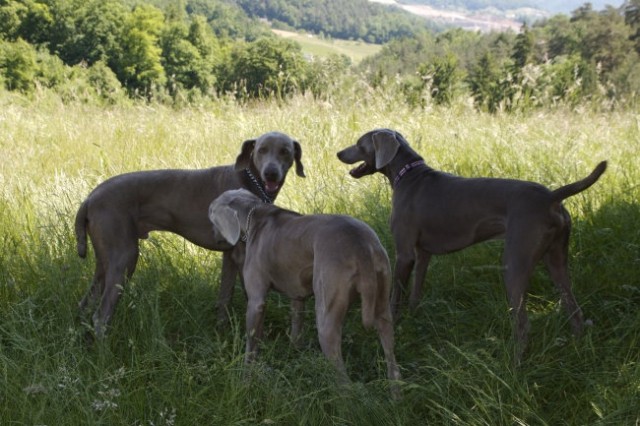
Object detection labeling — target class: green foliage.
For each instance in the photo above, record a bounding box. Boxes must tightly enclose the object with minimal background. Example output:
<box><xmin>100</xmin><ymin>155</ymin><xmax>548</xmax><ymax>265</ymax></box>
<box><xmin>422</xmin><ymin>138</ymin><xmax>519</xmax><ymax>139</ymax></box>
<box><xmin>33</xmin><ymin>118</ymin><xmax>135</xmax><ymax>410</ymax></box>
<box><xmin>218</xmin><ymin>37</ymin><xmax>308</xmax><ymax>99</ymax></box>
<box><xmin>1</xmin><ymin>0</ymin><xmax>640</xmax><ymax>109</ymax></box>
<box><xmin>0</xmin><ymin>38</ymin><xmax>36</xmax><ymax>92</ymax></box>
<box><xmin>305</xmin><ymin>53</ymin><xmax>351</xmax><ymax>99</ymax></box>
<box><xmin>467</xmin><ymin>51</ymin><xmax>507</xmax><ymax>113</ymax></box>
<box><xmin>0</xmin><ymin>0</ymin><xmax>27</xmax><ymax>40</ymax></box>
<box><xmin>113</xmin><ymin>4</ymin><xmax>166</xmax><ymax>96</ymax></box>
<box><xmin>362</xmin><ymin>4</ymin><xmax>640</xmax><ymax>112</ymax></box>
<box><xmin>185</xmin><ymin>0</ymin><xmax>270</xmax><ymax>40</ymax></box>
<box><xmin>234</xmin><ymin>0</ymin><xmax>437</xmax><ymax>43</ymax></box>
<box><xmin>86</xmin><ymin>60</ymin><xmax>126</xmax><ymax>104</ymax></box>
<box><xmin>418</xmin><ymin>53</ymin><xmax>462</xmax><ymax>106</ymax></box>
<box><xmin>626</xmin><ymin>0</ymin><xmax>640</xmax><ymax>54</ymax></box>
<box><xmin>60</xmin><ymin>0</ymin><xmax>129</xmax><ymax>66</ymax></box>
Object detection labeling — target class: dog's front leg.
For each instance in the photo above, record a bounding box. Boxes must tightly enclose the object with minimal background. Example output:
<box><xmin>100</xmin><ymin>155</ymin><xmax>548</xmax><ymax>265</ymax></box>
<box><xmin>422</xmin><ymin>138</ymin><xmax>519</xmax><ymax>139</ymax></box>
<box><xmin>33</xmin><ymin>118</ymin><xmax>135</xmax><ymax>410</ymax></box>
<box><xmin>390</xmin><ymin>253</ymin><xmax>415</xmax><ymax>320</ymax></box>
<box><xmin>290</xmin><ymin>299</ymin><xmax>305</xmax><ymax>349</ymax></box>
<box><xmin>244</xmin><ymin>284</ymin><xmax>267</xmax><ymax>364</ymax></box>
<box><xmin>410</xmin><ymin>249</ymin><xmax>432</xmax><ymax>311</ymax></box>
<box><xmin>216</xmin><ymin>250</ymin><xmax>242</xmax><ymax>327</ymax></box>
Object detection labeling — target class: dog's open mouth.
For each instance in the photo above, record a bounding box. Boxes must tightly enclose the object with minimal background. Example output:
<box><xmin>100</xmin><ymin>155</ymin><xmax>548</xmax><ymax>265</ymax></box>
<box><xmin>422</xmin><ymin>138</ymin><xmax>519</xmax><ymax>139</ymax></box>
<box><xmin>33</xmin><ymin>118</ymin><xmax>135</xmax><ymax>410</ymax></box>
<box><xmin>264</xmin><ymin>181</ymin><xmax>280</xmax><ymax>194</ymax></box>
<box><xmin>349</xmin><ymin>162</ymin><xmax>374</xmax><ymax>178</ymax></box>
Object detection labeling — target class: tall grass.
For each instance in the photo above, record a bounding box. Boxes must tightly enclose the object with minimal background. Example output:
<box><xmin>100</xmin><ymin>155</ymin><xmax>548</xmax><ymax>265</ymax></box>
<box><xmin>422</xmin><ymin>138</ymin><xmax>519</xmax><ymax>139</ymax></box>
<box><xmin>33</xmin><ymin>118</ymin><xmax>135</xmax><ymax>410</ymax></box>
<box><xmin>1</xmin><ymin>89</ymin><xmax>639</xmax><ymax>425</ymax></box>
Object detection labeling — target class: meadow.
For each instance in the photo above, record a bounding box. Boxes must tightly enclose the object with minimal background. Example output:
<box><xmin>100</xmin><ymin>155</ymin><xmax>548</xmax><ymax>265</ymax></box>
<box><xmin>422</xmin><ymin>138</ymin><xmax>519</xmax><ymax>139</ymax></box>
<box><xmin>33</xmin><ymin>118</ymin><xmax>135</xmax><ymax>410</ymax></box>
<box><xmin>1</xmin><ymin>89</ymin><xmax>639</xmax><ymax>425</ymax></box>
<box><xmin>271</xmin><ymin>29</ymin><xmax>382</xmax><ymax>64</ymax></box>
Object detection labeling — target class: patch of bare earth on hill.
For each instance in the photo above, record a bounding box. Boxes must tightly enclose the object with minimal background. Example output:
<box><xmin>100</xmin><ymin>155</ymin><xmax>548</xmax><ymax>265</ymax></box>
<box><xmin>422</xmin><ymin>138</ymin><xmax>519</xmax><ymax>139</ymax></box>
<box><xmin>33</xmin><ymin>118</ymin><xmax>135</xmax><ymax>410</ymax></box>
<box><xmin>401</xmin><ymin>4</ymin><xmax>523</xmax><ymax>32</ymax></box>
<box><xmin>370</xmin><ymin>0</ymin><xmax>542</xmax><ymax>32</ymax></box>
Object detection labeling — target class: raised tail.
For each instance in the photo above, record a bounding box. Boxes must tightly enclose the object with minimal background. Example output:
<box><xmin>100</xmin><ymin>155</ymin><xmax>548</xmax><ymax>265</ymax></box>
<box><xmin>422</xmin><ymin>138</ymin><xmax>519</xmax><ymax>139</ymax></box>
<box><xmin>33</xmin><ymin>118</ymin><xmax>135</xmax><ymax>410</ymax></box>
<box><xmin>74</xmin><ymin>201</ymin><xmax>88</xmax><ymax>259</ymax></box>
<box><xmin>551</xmin><ymin>161</ymin><xmax>607</xmax><ymax>202</ymax></box>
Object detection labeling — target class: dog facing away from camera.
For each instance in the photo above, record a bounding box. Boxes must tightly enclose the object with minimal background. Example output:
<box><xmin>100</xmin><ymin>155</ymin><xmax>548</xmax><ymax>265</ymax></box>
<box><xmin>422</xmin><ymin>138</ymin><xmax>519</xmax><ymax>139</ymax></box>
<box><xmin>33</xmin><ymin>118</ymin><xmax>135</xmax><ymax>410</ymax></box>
<box><xmin>208</xmin><ymin>189</ymin><xmax>401</xmax><ymax>386</ymax></box>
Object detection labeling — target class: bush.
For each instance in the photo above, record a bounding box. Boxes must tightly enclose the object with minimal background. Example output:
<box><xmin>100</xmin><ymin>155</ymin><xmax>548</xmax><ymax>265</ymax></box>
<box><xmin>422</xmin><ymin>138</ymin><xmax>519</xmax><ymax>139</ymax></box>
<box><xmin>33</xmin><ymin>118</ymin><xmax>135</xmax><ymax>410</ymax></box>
<box><xmin>0</xmin><ymin>38</ymin><xmax>37</xmax><ymax>92</ymax></box>
<box><xmin>218</xmin><ymin>37</ymin><xmax>308</xmax><ymax>100</ymax></box>
<box><xmin>87</xmin><ymin>60</ymin><xmax>125</xmax><ymax>104</ymax></box>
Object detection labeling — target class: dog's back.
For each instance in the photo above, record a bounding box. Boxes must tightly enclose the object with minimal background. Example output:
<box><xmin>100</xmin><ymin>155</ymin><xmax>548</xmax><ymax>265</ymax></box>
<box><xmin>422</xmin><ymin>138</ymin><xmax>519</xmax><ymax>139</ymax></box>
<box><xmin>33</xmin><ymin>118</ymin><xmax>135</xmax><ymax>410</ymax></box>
<box><xmin>251</xmin><ymin>211</ymin><xmax>391</xmax><ymax>329</ymax></box>
<box><xmin>75</xmin><ymin>165</ymin><xmax>237</xmax><ymax>251</ymax></box>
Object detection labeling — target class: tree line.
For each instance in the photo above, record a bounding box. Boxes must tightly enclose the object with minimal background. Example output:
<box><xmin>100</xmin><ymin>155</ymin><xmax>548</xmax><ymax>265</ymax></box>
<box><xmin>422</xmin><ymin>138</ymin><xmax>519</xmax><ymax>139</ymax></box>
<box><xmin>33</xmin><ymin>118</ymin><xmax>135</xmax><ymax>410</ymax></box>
<box><xmin>1</xmin><ymin>0</ymin><xmax>639</xmax><ymax>111</ymax></box>
<box><xmin>232</xmin><ymin>0</ymin><xmax>440</xmax><ymax>44</ymax></box>
<box><xmin>0</xmin><ymin>0</ymin><xmax>355</xmax><ymax>103</ymax></box>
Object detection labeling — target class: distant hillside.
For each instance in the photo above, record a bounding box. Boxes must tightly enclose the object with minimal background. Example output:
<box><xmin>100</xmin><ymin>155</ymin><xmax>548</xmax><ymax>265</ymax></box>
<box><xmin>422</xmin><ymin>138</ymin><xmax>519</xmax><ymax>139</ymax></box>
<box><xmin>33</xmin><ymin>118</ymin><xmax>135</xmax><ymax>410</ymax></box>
<box><xmin>368</xmin><ymin>0</ymin><xmax>625</xmax><ymax>32</ymax></box>
<box><xmin>392</xmin><ymin>0</ymin><xmax>622</xmax><ymax>14</ymax></box>
<box><xmin>271</xmin><ymin>30</ymin><xmax>382</xmax><ymax>64</ymax></box>
<box><xmin>231</xmin><ymin>0</ymin><xmax>441</xmax><ymax>44</ymax></box>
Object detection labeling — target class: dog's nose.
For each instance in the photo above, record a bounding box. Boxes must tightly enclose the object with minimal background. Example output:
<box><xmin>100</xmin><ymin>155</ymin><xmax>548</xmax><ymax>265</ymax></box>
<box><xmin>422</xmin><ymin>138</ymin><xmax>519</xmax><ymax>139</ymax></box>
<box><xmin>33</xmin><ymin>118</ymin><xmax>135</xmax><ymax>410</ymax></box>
<box><xmin>263</xmin><ymin>167</ymin><xmax>280</xmax><ymax>183</ymax></box>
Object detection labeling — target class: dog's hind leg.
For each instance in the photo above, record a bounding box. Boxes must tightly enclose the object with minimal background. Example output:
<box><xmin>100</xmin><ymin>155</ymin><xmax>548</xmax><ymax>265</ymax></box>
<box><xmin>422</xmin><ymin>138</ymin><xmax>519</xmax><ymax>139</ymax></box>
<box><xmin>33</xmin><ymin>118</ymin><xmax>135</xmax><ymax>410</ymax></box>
<box><xmin>314</xmin><ymin>276</ymin><xmax>349</xmax><ymax>381</ymax></box>
<box><xmin>92</xmin><ymin>240</ymin><xmax>139</xmax><ymax>338</ymax></box>
<box><xmin>502</xmin><ymin>241</ymin><xmax>537</xmax><ymax>359</ymax></box>
<box><xmin>79</xmin><ymin>256</ymin><xmax>105</xmax><ymax>315</ymax></box>
<box><xmin>373</xmin><ymin>267</ymin><xmax>401</xmax><ymax>382</ymax></box>
<box><xmin>544</xmin><ymin>229</ymin><xmax>585</xmax><ymax>337</ymax></box>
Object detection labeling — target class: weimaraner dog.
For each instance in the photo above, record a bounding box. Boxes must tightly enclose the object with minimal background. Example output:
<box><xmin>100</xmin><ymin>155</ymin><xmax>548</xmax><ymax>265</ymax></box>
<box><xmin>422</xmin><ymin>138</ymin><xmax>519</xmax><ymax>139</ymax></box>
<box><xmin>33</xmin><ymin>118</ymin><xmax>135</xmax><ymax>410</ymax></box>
<box><xmin>337</xmin><ymin>128</ymin><xmax>607</xmax><ymax>356</ymax></box>
<box><xmin>208</xmin><ymin>189</ymin><xmax>401</xmax><ymax>384</ymax></box>
<box><xmin>75</xmin><ymin>131</ymin><xmax>305</xmax><ymax>338</ymax></box>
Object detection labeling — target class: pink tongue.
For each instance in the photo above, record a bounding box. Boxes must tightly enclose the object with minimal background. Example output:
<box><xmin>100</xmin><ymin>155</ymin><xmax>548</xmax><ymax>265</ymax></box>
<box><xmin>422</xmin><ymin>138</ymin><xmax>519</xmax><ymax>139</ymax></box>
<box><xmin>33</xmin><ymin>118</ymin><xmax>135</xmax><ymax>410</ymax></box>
<box><xmin>265</xmin><ymin>182</ymin><xmax>279</xmax><ymax>193</ymax></box>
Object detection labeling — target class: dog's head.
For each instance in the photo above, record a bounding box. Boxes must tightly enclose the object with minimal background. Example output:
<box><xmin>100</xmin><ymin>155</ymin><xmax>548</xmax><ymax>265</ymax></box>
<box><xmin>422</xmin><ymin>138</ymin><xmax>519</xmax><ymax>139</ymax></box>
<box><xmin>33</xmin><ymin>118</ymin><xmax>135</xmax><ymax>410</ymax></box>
<box><xmin>337</xmin><ymin>129</ymin><xmax>404</xmax><ymax>178</ymax></box>
<box><xmin>235</xmin><ymin>131</ymin><xmax>305</xmax><ymax>197</ymax></box>
<box><xmin>208</xmin><ymin>189</ymin><xmax>262</xmax><ymax>246</ymax></box>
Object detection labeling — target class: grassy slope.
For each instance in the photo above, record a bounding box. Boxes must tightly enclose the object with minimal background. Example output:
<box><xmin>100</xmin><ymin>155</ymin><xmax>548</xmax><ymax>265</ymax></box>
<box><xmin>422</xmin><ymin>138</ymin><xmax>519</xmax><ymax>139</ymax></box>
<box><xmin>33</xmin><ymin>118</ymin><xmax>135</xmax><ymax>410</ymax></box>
<box><xmin>0</xmin><ymin>91</ymin><xmax>638</xmax><ymax>424</ymax></box>
<box><xmin>272</xmin><ymin>29</ymin><xmax>382</xmax><ymax>64</ymax></box>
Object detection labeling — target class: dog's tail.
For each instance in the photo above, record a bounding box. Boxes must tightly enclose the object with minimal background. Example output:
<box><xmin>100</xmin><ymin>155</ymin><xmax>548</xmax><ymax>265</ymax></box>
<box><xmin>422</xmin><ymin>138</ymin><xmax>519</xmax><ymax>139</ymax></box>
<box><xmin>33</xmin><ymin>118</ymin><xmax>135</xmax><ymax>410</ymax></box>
<box><xmin>74</xmin><ymin>200</ymin><xmax>88</xmax><ymax>259</ymax></box>
<box><xmin>551</xmin><ymin>161</ymin><xmax>607</xmax><ymax>202</ymax></box>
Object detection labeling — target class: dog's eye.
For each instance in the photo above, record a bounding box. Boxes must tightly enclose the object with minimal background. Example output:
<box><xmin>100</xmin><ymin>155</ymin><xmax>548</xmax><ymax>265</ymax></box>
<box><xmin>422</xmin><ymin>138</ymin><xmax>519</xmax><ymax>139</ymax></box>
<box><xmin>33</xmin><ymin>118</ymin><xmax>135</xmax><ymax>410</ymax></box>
<box><xmin>280</xmin><ymin>148</ymin><xmax>292</xmax><ymax>157</ymax></box>
<box><xmin>257</xmin><ymin>147</ymin><xmax>267</xmax><ymax>155</ymax></box>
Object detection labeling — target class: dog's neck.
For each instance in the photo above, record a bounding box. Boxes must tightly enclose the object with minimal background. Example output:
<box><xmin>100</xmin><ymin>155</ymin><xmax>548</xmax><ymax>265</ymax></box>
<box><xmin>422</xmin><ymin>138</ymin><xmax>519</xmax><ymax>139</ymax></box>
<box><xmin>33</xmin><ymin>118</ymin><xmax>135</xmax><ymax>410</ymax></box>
<box><xmin>383</xmin><ymin>148</ymin><xmax>430</xmax><ymax>188</ymax></box>
<box><xmin>240</xmin><ymin>205</ymin><xmax>258</xmax><ymax>242</ymax></box>
<box><xmin>243</xmin><ymin>167</ymin><xmax>276</xmax><ymax>203</ymax></box>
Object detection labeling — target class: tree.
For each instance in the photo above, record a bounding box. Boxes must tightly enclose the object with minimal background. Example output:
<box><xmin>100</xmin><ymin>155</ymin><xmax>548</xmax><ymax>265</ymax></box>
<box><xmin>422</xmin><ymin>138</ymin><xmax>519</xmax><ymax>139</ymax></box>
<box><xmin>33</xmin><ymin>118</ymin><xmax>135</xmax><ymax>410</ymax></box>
<box><xmin>511</xmin><ymin>23</ymin><xmax>534</xmax><ymax>70</ymax></box>
<box><xmin>0</xmin><ymin>0</ymin><xmax>28</xmax><ymax>41</ymax></box>
<box><xmin>467</xmin><ymin>51</ymin><xmax>508</xmax><ymax>113</ymax></box>
<box><xmin>626</xmin><ymin>0</ymin><xmax>640</xmax><ymax>54</ymax></box>
<box><xmin>112</xmin><ymin>4</ymin><xmax>166</xmax><ymax>96</ymax></box>
<box><xmin>0</xmin><ymin>38</ymin><xmax>37</xmax><ymax>92</ymax></box>
<box><xmin>418</xmin><ymin>53</ymin><xmax>461</xmax><ymax>106</ymax></box>
<box><xmin>161</xmin><ymin>21</ymin><xmax>206</xmax><ymax>94</ymax></box>
<box><xmin>61</xmin><ymin>0</ymin><xmax>128</xmax><ymax>66</ymax></box>
<box><xmin>219</xmin><ymin>37</ymin><xmax>307</xmax><ymax>99</ymax></box>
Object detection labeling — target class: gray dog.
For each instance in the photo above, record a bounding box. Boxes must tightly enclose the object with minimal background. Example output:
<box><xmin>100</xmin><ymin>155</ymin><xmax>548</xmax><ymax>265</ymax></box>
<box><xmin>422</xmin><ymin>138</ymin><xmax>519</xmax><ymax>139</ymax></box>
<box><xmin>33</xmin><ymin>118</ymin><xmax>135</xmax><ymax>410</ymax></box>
<box><xmin>337</xmin><ymin>128</ymin><xmax>606</xmax><ymax>356</ymax></box>
<box><xmin>75</xmin><ymin>131</ymin><xmax>305</xmax><ymax>338</ymax></box>
<box><xmin>208</xmin><ymin>189</ymin><xmax>401</xmax><ymax>384</ymax></box>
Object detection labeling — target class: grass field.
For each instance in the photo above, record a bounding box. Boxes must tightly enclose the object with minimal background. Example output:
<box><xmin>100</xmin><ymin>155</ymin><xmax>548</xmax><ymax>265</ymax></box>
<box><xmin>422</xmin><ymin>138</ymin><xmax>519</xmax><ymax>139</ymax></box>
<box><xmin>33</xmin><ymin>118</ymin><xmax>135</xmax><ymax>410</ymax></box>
<box><xmin>272</xmin><ymin>29</ymin><xmax>382</xmax><ymax>64</ymax></box>
<box><xmin>1</xmin><ymin>89</ymin><xmax>639</xmax><ymax>425</ymax></box>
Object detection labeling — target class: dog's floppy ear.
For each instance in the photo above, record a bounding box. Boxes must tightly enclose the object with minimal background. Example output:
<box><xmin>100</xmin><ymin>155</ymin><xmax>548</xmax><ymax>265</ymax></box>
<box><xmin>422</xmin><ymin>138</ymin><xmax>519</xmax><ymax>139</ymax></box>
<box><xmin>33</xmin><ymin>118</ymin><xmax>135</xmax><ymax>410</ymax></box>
<box><xmin>372</xmin><ymin>131</ymin><xmax>400</xmax><ymax>169</ymax></box>
<box><xmin>293</xmin><ymin>141</ymin><xmax>305</xmax><ymax>177</ymax></box>
<box><xmin>234</xmin><ymin>139</ymin><xmax>256</xmax><ymax>171</ymax></box>
<box><xmin>209</xmin><ymin>204</ymin><xmax>241</xmax><ymax>245</ymax></box>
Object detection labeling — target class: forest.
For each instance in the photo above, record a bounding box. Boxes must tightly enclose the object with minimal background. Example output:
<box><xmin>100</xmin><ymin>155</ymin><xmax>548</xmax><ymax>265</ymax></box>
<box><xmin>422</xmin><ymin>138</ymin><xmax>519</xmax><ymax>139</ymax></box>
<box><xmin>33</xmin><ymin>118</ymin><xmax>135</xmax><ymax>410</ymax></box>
<box><xmin>0</xmin><ymin>0</ymin><xmax>639</xmax><ymax>111</ymax></box>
